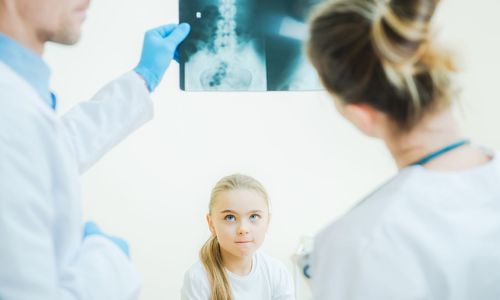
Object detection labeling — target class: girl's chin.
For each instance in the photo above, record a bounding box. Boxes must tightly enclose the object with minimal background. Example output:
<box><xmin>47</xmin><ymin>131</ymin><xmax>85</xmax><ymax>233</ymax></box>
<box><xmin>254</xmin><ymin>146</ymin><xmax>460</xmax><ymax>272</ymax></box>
<box><xmin>232</xmin><ymin>248</ymin><xmax>255</xmax><ymax>258</ymax></box>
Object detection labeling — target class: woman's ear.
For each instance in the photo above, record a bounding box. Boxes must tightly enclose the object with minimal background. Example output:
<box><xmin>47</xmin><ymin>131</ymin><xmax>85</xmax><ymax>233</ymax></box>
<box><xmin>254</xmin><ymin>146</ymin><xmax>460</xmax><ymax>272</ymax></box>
<box><xmin>206</xmin><ymin>214</ymin><xmax>215</xmax><ymax>235</ymax></box>
<box><xmin>336</xmin><ymin>101</ymin><xmax>385</xmax><ymax>138</ymax></box>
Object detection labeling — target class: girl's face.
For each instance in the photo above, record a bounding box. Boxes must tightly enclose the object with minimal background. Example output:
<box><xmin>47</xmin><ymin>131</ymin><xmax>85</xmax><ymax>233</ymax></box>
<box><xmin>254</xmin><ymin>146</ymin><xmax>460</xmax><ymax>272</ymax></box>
<box><xmin>207</xmin><ymin>188</ymin><xmax>270</xmax><ymax>260</ymax></box>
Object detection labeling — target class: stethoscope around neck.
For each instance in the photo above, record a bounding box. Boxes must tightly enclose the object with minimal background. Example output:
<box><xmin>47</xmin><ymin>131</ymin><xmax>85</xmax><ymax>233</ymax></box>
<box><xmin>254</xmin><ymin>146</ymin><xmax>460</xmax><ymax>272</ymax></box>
<box><xmin>409</xmin><ymin>139</ymin><xmax>471</xmax><ymax>166</ymax></box>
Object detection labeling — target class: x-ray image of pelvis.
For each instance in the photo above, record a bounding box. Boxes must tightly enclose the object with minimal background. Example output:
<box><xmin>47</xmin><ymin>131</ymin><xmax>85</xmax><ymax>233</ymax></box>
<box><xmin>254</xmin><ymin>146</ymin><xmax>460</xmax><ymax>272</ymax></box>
<box><xmin>179</xmin><ymin>0</ymin><xmax>324</xmax><ymax>91</ymax></box>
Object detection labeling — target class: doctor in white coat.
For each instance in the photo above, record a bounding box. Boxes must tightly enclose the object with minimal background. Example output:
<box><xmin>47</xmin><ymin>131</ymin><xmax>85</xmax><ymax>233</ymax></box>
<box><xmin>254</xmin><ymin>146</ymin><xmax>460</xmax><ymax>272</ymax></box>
<box><xmin>0</xmin><ymin>0</ymin><xmax>190</xmax><ymax>299</ymax></box>
<box><xmin>306</xmin><ymin>0</ymin><xmax>500</xmax><ymax>299</ymax></box>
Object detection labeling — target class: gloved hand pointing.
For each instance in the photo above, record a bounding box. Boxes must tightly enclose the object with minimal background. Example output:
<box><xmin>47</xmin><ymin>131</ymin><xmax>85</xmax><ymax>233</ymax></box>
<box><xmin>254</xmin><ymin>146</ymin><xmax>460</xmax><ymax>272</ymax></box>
<box><xmin>134</xmin><ymin>23</ymin><xmax>191</xmax><ymax>92</ymax></box>
<box><xmin>83</xmin><ymin>221</ymin><xmax>131</xmax><ymax>258</ymax></box>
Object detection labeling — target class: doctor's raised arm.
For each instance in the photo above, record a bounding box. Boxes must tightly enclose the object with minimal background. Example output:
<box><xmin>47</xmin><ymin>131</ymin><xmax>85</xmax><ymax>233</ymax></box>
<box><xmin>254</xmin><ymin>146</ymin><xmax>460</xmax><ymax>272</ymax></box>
<box><xmin>62</xmin><ymin>23</ymin><xmax>190</xmax><ymax>173</ymax></box>
<box><xmin>0</xmin><ymin>0</ymin><xmax>189</xmax><ymax>299</ymax></box>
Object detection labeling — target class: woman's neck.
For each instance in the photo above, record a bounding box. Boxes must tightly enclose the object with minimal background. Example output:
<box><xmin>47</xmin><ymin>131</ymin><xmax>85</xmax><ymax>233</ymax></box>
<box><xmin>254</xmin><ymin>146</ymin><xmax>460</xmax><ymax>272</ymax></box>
<box><xmin>220</xmin><ymin>249</ymin><xmax>253</xmax><ymax>276</ymax></box>
<box><xmin>384</xmin><ymin>109</ymin><xmax>490</xmax><ymax>170</ymax></box>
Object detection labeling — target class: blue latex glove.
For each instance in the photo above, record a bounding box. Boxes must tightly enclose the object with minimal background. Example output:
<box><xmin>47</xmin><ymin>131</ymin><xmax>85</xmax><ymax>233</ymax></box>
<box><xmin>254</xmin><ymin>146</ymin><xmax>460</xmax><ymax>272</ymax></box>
<box><xmin>134</xmin><ymin>23</ymin><xmax>191</xmax><ymax>92</ymax></box>
<box><xmin>83</xmin><ymin>221</ymin><xmax>130</xmax><ymax>258</ymax></box>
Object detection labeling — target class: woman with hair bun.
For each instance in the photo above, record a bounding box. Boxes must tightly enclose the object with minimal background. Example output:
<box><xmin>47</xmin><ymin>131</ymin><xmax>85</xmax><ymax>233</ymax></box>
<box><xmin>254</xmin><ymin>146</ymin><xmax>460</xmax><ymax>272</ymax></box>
<box><xmin>307</xmin><ymin>0</ymin><xmax>500</xmax><ymax>299</ymax></box>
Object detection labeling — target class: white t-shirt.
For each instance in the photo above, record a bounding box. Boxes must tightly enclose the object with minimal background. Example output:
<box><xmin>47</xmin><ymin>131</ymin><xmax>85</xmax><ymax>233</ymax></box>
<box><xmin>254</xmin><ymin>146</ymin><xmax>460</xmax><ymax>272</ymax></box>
<box><xmin>311</xmin><ymin>152</ymin><xmax>500</xmax><ymax>300</ymax></box>
<box><xmin>181</xmin><ymin>251</ymin><xmax>295</xmax><ymax>300</ymax></box>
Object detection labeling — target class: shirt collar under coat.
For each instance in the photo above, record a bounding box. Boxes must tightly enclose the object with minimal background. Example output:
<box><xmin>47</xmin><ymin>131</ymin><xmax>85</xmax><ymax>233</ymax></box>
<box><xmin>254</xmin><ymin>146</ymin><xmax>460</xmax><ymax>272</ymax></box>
<box><xmin>0</xmin><ymin>33</ymin><xmax>55</xmax><ymax>110</ymax></box>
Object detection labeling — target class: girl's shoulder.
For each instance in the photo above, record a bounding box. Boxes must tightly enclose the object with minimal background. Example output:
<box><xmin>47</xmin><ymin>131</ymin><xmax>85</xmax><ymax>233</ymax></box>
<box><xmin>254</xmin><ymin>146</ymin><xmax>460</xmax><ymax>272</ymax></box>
<box><xmin>181</xmin><ymin>261</ymin><xmax>211</xmax><ymax>299</ymax></box>
<box><xmin>254</xmin><ymin>252</ymin><xmax>292</xmax><ymax>277</ymax></box>
<box><xmin>253</xmin><ymin>252</ymin><xmax>295</xmax><ymax>297</ymax></box>
<box><xmin>183</xmin><ymin>260</ymin><xmax>210</xmax><ymax>286</ymax></box>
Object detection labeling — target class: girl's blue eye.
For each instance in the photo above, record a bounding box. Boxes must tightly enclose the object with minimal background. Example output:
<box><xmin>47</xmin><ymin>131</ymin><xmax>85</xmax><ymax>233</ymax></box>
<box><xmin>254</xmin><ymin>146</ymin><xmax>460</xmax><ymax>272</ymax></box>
<box><xmin>224</xmin><ymin>215</ymin><xmax>236</xmax><ymax>222</ymax></box>
<box><xmin>249</xmin><ymin>214</ymin><xmax>261</xmax><ymax>221</ymax></box>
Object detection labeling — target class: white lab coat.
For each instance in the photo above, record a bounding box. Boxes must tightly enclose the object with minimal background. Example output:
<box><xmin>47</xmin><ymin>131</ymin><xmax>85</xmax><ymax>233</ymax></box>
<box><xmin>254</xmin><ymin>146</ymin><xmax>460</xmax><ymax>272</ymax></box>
<box><xmin>0</xmin><ymin>61</ymin><xmax>153</xmax><ymax>299</ymax></box>
<box><xmin>311</xmin><ymin>155</ymin><xmax>500</xmax><ymax>300</ymax></box>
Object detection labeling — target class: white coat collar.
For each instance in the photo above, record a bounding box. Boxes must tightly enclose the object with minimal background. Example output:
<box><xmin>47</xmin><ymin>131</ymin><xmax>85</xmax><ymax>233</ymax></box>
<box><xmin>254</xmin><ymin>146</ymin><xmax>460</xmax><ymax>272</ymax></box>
<box><xmin>0</xmin><ymin>33</ymin><xmax>54</xmax><ymax>110</ymax></box>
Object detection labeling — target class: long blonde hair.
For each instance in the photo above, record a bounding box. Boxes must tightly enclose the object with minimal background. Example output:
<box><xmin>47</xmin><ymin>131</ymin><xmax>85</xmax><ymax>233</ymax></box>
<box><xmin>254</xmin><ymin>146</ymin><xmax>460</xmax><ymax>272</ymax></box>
<box><xmin>308</xmin><ymin>0</ymin><xmax>456</xmax><ymax>130</ymax></box>
<box><xmin>200</xmin><ymin>174</ymin><xmax>269</xmax><ymax>300</ymax></box>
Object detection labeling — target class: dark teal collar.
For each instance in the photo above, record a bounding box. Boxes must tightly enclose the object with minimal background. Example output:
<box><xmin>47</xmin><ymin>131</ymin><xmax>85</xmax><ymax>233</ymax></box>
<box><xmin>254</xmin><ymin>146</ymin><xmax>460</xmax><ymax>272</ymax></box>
<box><xmin>0</xmin><ymin>33</ymin><xmax>55</xmax><ymax>110</ymax></box>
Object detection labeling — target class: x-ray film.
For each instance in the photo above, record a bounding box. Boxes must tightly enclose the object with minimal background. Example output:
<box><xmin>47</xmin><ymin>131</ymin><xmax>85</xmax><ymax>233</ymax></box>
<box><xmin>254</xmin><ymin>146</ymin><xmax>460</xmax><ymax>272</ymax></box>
<box><xmin>179</xmin><ymin>0</ymin><xmax>325</xmax><ymax>91</ymax></box>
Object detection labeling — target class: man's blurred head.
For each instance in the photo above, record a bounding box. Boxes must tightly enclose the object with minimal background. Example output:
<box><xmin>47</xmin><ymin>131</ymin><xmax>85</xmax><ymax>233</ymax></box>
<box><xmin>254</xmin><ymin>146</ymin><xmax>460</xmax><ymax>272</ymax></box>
<box><xmin>0</xmin><ymin>0</ymin><xmax>91</xmax><ymax>52</ymax></box>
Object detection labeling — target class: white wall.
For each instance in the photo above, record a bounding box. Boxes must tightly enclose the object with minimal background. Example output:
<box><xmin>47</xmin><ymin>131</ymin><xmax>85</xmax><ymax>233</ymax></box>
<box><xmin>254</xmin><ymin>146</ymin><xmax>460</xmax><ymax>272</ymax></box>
<box><xmin>44</xmin><ymin>0</ymin><xmax>500</xmax><ymax>299</ymax></box>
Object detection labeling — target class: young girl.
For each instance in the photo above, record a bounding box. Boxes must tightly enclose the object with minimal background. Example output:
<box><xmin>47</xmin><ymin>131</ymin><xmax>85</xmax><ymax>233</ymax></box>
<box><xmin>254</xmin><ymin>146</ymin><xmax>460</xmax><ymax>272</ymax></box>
<box><xmin>181</xmin><ymin>174</ymin><xmax>295</xmax><ymax>300</ymax></box>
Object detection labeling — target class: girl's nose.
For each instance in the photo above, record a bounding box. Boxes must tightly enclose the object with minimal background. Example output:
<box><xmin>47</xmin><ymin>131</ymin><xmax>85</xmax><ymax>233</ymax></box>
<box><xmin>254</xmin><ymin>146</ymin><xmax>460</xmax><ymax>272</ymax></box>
<box><xmin>238</xmin><ymin>225</ymin><xmax>249</xmax><ymax>235</ymax></box>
